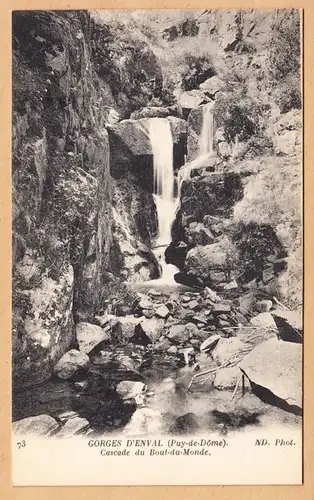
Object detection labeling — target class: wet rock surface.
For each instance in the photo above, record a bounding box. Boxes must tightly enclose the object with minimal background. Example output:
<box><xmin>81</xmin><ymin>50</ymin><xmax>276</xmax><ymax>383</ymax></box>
<box><xmin>13</xmin><ymin>283</ymin><xmax>302</xmax><ymax>436</ymax></box>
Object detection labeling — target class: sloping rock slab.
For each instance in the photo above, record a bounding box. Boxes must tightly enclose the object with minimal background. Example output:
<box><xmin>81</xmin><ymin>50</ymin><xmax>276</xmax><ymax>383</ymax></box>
<box><xmin>56</xmin><ymin>417</ymin><xmax>89</xmax><ymax>438</ymax></box>
<box><xmin>272</xmin><ymin>309</ymin><xmax>303</xmax><ymax>343</ymax></box>
<box><xmin>240</xmin><ymin>338</ymin><xmax>302</xmax><ymax>415</ymax></box>
<box><xmin>13</xmin><ymin>415</ymin><xmax>60</xmax><ymax>437</ymax></box>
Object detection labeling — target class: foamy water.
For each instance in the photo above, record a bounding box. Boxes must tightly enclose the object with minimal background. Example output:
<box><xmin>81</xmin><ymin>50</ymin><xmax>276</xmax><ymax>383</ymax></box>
<box><xmin>147</xmin><ymin>107</ymin><xmax>215</xmax><ymax>286</ymax></box>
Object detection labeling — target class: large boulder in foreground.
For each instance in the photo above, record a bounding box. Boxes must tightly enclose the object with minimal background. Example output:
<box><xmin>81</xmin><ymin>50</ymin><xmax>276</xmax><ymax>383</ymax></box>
<box><xmin>12</xmin><ymin>264</ymin><xmax>74</xmax><ymax>390</ymax></box>
<box><xmin>13</xmin><ymin>415</ymin><xmax>60</xmax><ymax>436</ymax></box>
<box><xmin>240</xmin><ymin>338</ymin><xmax>302</xmax><ymax>415</ymax></box>
<box><xmin>56</xmin><ymin>417</ymin><xmax>89</xmax><ymax>438</ymax></box>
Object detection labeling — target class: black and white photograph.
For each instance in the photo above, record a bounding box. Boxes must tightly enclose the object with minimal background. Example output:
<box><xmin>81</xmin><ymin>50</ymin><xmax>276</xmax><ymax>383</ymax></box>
<box><xmin>11</xmin><ymin>9</ymin><xmax>303</xmax><ymax>485</ymax></box>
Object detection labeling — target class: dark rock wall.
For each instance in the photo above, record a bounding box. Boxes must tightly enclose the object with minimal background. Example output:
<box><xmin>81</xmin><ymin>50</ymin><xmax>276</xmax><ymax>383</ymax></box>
<box><xmin>12</xmin><ymin>10</ymin><xmax>163</xmax><ymax>389</ymax></box>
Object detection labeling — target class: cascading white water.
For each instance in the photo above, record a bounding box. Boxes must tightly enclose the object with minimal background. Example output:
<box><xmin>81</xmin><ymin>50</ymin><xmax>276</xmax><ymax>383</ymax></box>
<box><xmin>142</xmin><ymin>107</ymin><xmax>215</xmax><ymax>287</ymax></box>
<box><xmin>177</xmin><ymin>103</ymin><xmax>215</xmax><ymax>197</ymax></box>
<box><xmin>149</xmin><ymin>118</ymin><xmax>179</xmax><ymax>283</ymax></box>
<box><xmin>199</xmin><ymin>103</ymin><xmax>214</xmax><ymax>156</ymax></box>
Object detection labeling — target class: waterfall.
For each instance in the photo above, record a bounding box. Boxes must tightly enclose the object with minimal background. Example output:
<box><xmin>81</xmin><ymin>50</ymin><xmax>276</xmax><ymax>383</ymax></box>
<box><xmin>176</xmin><ymin>103</ymin><xmax>215</xmax><ymax>197</ymax></box>
<box><xmin>149</xmin><ymin>118</ymin><xmax>176</xmax><ymax>246</ymax></box>
<box><xmin>142</xmin><ymin>108</ymin><xmax>215</xmax><ymax>287</ymax></box>
<box><xmin>148</xmin><ymin>118</ymin><xmax>179</xmax><ymax>283</ymax></box>
<box><xmin>199</xmin><ymin>103</ymin><xmax>214</xmax><ymax>156</ymax></box>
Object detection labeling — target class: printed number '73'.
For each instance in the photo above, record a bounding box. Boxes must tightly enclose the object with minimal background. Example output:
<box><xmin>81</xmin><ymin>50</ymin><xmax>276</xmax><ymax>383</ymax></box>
<box><xmin>16</xmin><ymin>441</ymin><xmax>26</xmax><ymax>449</ymax></box>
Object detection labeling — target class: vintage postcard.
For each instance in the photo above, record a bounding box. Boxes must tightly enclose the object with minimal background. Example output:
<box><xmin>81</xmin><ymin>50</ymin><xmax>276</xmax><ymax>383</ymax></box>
<box><xmin>11</xmin><ymin>9</ymin><xmax>303</xmax><ymax>485</ymax></box>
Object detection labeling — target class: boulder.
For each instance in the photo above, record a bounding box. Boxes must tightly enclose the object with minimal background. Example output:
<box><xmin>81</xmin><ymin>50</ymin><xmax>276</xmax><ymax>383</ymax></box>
<box><xmin>167</xmin><ymin>346</ymin><xmax>178</xmax><ymax>354</ymax></box>
<box><xmin>54</xmin><ymin>349</ymin><xmax>90</xmax><ymax>380</ymax></box>
<box><xmin>91</xmin><ymin>349</ymin><xmax>140</xmax><ymax>376</ymax></box>
<box><xmin>116</xmin><ymin>381</ymin><xmax>147</xmax><ymax>405</ymax></box>
<box><xmin>187</xmin><ymin>223</ymin><xmax>215</xmax><ymax>245</ymax></box>
<box><xmin>192</xmin><ymin>313</ymin><xmax>208</xmax><ymax>325</ymax></box>
<box><xmin>13</xmin><ymin>415</ymin><xmax>60</xmax><ymax>437</ymax></box>
<box><xmin>76</xmin><ymin>322</ymin><xmax>111</xmax><ymax>354</ymax></box>
<box><xmin>142</xmin><ymin>309</ymin><xmax>155</xmax><ymax>319</ymax></box>
<box><xmin>154</xmin><ymin>336</ymin><xmax>172</xmax><ymax>350</ymax></box>
<box><xmin>138</xmin><ymin>296</ymin><xmax>154</xmax><ymax>310</ymax></box>
<box><xmin>12</xmin><ymin>263</ymin><xmax>74</xmax><ymax>389</ymax></box>
<box><xmin>212</xmin><ymin>303</ymin><xmax>231</xmax><ymax>315</ymax></box>
<box><xmin>272</xmin><ymin>309</ymin><xmax>302</xmax><ymax>331</ymax></box>
<box><xmin>174</xmin><ymin>271</ymin><xmax>203</xmax><ymax>288</ymax></box>
<box><xmin>224</xmin><ymin>280</ymin><xmax>238</xmax><ymax>291</ymax></box>
<box><xmin>130</xmin><ymin>106</ymin><xmax>176</xmax><ymax>120</ymax></box>
<box><xmin>56</xmin><ymin>417</ymin><xmax>89</xmax><ymax>438</ymax></box>
<box><xmin>203</xmin><ymin>286</ymin><xmax>220</xmax><ymax>303</ymax></box>
<box><xmin>212</xmin><ymin>337</ymin><xmax>245</xmax><ymax>366</ymax></box>
<box><xmin>167</xmin><ymin>323</ymin><xmax>198</xmax><ymax>344</ymax></box>
<box><xmin>188</xmin><ymin>300</ymin><xmax>199</xmax><ymax>310</ymax></box>
<box><xmin>185</xmin><ymin>238</ymin><xmax>237</xmax><ymax>285</ymax></box>
<box><xmin>170</xmin><ymin>413</ymin><xmax>199</xmax><ymax>435</ymax></box>
<box><xmin>255</xmin><ymin>300</ymin><xmax>273</xmax><ymax>313</ymax></box>
<box><xmin>199</xmin><ymin>76</ymin><xmax>225</xmax><ymax>98</ymax></box>
<box><xmin>178</xmin><ymin>90</ymin><xmax>210</xmax><ymax>115</ymax></box>
<box><xmin>250</xmin><ymin>312</ymin><xmax>276</xmax><ymax>328</ymax></box>
<box><xmin>122</xmin><ymin>408</ymin><xmax>164</xmax><ymax>435</ymax></box>
<box><xmin>130</xmin><ymin>317</ymin><xmax>164</xmax><ymax>345</ymax></box>
<box><xmin>116</xmin><ymin>316</ymin><xmax>143</xmax><ymax>339</ymax></box>
<box><xmin>167</xmin><ymin>116</ymin><xmax>188</xmax><ymax>145</ymax></box>
<box><xmin>200</xmin><ymin>334</ymin><xmax>221</xmax><ymax>353</ymax></box>
<box><xmin>240</xmin><ymin>338</ymin><xmax>302</xmax><ymax>415</ymax></box>
<box><xmin>109</xmin><ymin>119</ymin><xmax>152</xmax><ymax>157</ymax></box>
<box><xmin>272</xmin><ymin>311</ymin><xmax>303</xmax><ymax>344</ymax></box>
<box><xmin>155</xmin><ymin>305</ymin><xmax>170</xmax><ymax>319</ymax></box>
<box><xmin>165</xmin><ymin>240</ymin><xmax>189</xmax><ymax>269</ymax></box>
<box><xmin>213</xmin><ymin>366</ymin><xmax>240</xmax><ymax>389</ymax></box>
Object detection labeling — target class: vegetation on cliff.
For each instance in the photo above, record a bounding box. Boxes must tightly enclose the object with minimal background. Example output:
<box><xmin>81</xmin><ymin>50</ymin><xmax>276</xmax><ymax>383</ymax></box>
<box><xmin>12</xmin><ymin>9</ymin><xmax>302</xmax><ymax>395</ymax></box>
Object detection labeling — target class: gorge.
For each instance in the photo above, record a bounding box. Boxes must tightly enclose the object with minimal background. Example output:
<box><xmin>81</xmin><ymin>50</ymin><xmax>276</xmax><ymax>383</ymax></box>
<box><xmin>12</xmin><ymin>9</ymin><xmax>302</xmax><ymax>439</ymax></box>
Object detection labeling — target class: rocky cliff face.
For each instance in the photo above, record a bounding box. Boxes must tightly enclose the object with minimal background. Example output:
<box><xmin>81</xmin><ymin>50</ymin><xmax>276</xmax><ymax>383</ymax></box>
<box><xmin>12</xmin><ymin>9</ymin><xmax>302</xmax><ymax>391</ymax></box>
<box><xmin>12</xmin><ymin>10</ymin><xmax>163</xmax><ymax>389</ymax></box>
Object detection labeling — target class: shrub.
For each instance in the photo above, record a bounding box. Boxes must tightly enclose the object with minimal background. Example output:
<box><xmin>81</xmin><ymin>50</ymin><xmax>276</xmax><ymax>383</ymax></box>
<box><xmin>234</xmin><ymin>135</ymin><xmax>274</xmax><ymax>161</ymax></box>
<box><xmin>181</xmin><ymin>54</ymin><xmax>216</xmax><ymax>91</ymax></box>
<box><xmin>273</xmin><ymin>73</ymin><xmax>301</xmax><ymax>113</ymax></box>
<box><xmin>213</xmin><ymin>87</ymin><xmax>268</xmax><ymax>143</ymax></box>
<box><xmin>268</xmin><ymin>10</ymin><xmax>301</xmax><ymax>82</ymax></box>
<box><xmin>267</xmin><ymin>10</ymin><xmax>301</xmax><ymax>113</ymax></box>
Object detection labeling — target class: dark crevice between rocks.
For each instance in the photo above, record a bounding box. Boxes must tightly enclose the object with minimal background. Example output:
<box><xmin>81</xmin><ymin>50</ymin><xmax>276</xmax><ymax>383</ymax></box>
<box><xmin>241</xmin><ymin>371</ymin><xmax>302</xmax><ymax>417</ymax></box>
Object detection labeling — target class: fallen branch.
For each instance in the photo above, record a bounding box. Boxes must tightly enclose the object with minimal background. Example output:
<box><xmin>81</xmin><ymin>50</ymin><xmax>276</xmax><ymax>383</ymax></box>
<box><xmin>231</xmin><ymin>375</ymin><xmax>241</xmax><ymax>400</ymax></box>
